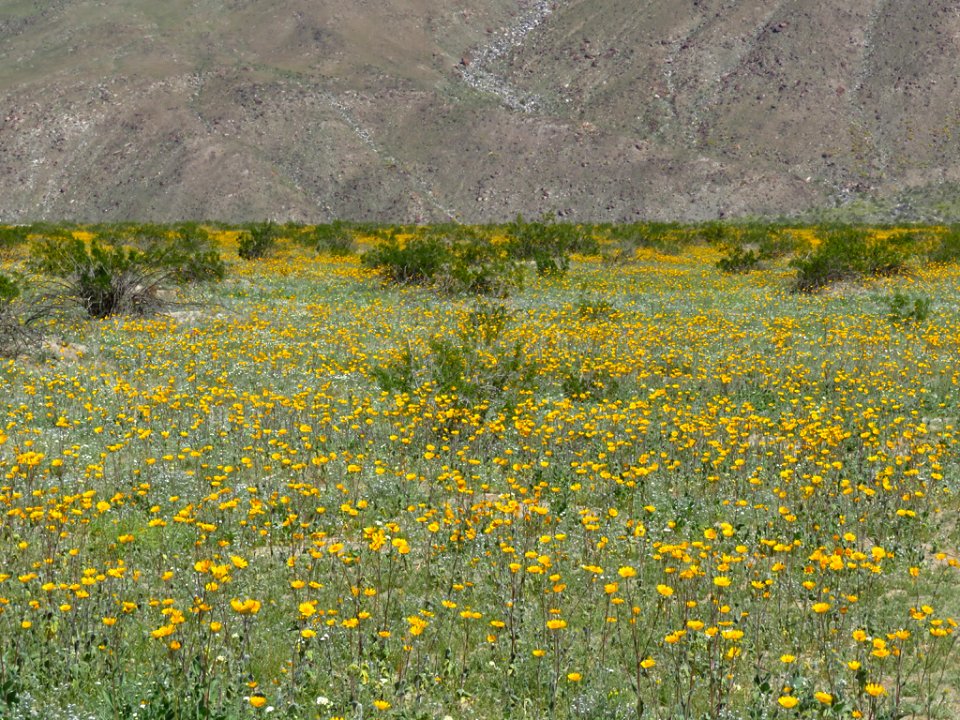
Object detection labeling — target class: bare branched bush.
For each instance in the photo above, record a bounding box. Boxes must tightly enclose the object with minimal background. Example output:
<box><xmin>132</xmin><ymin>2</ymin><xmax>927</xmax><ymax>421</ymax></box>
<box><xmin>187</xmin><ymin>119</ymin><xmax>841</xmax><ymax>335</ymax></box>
<box><xmin>29</xmin><ymin>236</ymin><xmax>221</xmax><ymax>319</ymax></box>
<box><xmin>0</xmin><ymin>273</ymin><xmax>53</xmax><ymax>357</ymax></box>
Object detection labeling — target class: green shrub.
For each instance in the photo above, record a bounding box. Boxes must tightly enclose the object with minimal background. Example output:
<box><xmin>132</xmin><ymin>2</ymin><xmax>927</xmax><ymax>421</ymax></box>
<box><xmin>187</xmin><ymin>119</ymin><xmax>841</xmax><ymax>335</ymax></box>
<box><xmin>31</xmin><ymin>238</ymin><xmax>176</xmax><ymax>318</ymax></box>
<box><xmin>560</xmin><ymin>365</ymin><xmax>620</xmax><ymax>401</ymax></box>
<box><xmin>371</xmin><ymin>346</ymin><xmax>417</xmax><ymax>394</ymax></box>
<box><xmin>0</xmin><ymin>272</ymin><xmax>50</xmax><ymax>357</ymax></box>
<box><xmin>884</xmin><ymin>290</ymin><xmax>932</xmax><ymax>324</ymax></box>
<box><xmin>713</xmin><ymin>225</ymin><xmax>762</xmax><ymax>274</ymax></box>
<box><xmin>716</xmin><ymin>245</ymin><xmax>760</xmax><ymax>274</ymax></box>
<box><xmin>533</xmin><ymin>249</ymin><xmax>569</xmax><ymax>277</ymax></box>
<box><xmin>169</xmin><ymin>224</ymin><xmax>225</xmax><ymax>282</ymax></box>
<box><xmin>503</xmin><ymin>215</ymin><xmax>597</xmax><ymax>276</ymax></box>
<box><xmin>458</xmin><ymin>300</ymin><xmax>512</xmax><ymax>344</ymax></box>
<box><xmin>441</xmin><ymin>229</ymin><xmax>521</xmax><ymax>296</ymax></box>
<box><xmin>756</xmin><ymin>227</ymin><xmax>812</xmax><ymax>259</ymax></box>
<box><xmin>0</xmin><ymin>225</ymin><xmax>32</xmax><ymax>253</ymax></box>
<box><xmin>866</xmin><ymin>231</ymin><xmax>920</xmax><ymax>274</ymax></box>
<box><xmin>709</xmin><ymin>223</ymin><xmax>811</xmax><ymax>274</ymax></box>
<box><xmin>698</xmin><ymin>221</ymin><xmax>729</xmax><ymax>245</ymax></box>
<box><xmin>238</xmin><ymin>221</ymin><xmax>279</xmax><ymax>260</ymax></box>
<box><xmin>127</xmin><ymin>224</ymin><xmax>225</xmax><ymax>283</ymax></box>
<box><xmin>575</xmin><ymin>295</ymin><xmax>616</xmax><ymax>320</ymax></box>
<box><xmin>361</xmin><ymin>232</ymin><xmax>450</xmax><ymax>285</ymax></box>
<box><xmin>174</xmin><ymin>246</ymin><xmax>226</xmax><ymax>283</ymax></box>
<box><xmin>362</xmin><ymin>228</ymin><xmax>521</xmax><ymax>296</ymax></box>
<box><xmin>0</xmin><ymin>222</ymin><xmax>81</xmax><ymax>251</ymax></box>
<box><xmin>929</xmin><ymin>225</ymin><xmax>960</xmax><ymax>264</ymax></box>
<box><xmin>372</xmin><ymin>301</ymin><xmax>535</xmax><ymax>411</ymax></box>
<box><xmin>601</xmin><ymin>222</ymin><xmax>685</xmax><ymax>261</ymax></box>
<box><xmin>307</xmin><ymin>221</ymin><xmax>356</xmax><ymax>256</ymax></box>
<box><xmin>0</xmin><ymin>273</ymin><xmax>18</xmax><ymax>303</ymax></box>
<box><xmin>790</xmin><ymin>227</ymin><xmax>913</xmax><ymax>292</ymax></box>
<box><xmin>427</xmin><ymin>335</ymin><xmax>534</xmax><ymax>407</ymax></box>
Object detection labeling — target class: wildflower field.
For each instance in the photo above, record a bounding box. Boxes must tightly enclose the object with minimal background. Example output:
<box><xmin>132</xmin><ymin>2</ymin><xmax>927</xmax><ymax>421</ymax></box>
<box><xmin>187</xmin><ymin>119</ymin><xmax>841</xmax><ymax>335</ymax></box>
<box><xmin>1</xmin><ymin>223</ymin><xmax>960</xmax><ymax>719</ymax></box>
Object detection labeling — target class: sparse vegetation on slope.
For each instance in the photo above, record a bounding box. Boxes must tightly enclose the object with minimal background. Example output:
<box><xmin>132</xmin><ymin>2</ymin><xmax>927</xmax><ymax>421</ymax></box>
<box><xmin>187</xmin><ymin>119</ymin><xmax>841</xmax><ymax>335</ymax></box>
<box><xmin>3</xmin><ymin>2</ymin><xmax>960</xmax><ymax>222</ymax></box>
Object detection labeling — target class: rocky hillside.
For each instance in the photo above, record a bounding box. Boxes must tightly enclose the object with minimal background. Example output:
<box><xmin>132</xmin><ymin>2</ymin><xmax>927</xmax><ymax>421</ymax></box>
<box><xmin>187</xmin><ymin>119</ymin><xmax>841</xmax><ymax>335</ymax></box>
<box><xmin>1</xmin><ymin>0</ymin><xmax>959</xmax><ymax>222</ymax></box>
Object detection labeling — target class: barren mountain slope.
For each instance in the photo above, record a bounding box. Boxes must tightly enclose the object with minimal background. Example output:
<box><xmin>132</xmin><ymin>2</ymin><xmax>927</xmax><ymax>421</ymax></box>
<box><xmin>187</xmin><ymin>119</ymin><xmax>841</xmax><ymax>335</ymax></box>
<box><xmin>1</xmin><ymin>0</ymin><xmax>959</xmax><ymax>222</ymax></box>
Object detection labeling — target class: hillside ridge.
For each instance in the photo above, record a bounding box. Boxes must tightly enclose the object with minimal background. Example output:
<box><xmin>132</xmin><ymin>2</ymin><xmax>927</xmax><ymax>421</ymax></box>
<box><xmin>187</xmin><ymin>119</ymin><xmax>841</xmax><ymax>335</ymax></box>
<box><xmin>1</xmin><ymin>0</ymin><xmax>959</xmax><ymax>222</ymax></box>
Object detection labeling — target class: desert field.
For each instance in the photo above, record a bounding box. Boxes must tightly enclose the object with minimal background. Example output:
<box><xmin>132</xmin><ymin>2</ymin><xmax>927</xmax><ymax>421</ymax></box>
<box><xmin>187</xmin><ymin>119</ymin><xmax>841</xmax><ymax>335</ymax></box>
<box><xmin>1</xmin><ymin>222</ymin><xmax>959</xmax><ymax>719</ymax></box>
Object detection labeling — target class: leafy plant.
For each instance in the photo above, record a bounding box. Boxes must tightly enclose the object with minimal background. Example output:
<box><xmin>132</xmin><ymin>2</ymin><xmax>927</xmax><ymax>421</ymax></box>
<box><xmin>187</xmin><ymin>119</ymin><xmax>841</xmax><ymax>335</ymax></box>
<box><xmin>883</xmin><ymin>290</ymin><xmax>932</xmax><ymax>324</ymax></box>
<box><xmin>361</xmin><ymin>231</ymin><xmax>450</xmax><ymax>285</ymax></box>
<box><xmin>714</xmin><ymin>224</ymin><xmax>814</xmax><ymax>274</ymax></box>
<box><xmin>426</xmin><ymin>335</ymin><xmax>535</xmax><ymax>407</ymax></box>
<box><xmin>238</xmin><ymin>221</ymin><xmax>279</xmax><ymax>260</ymax></box>
<box><xmin>759</xmin><ymin>227</ymin><xmax>813</xmax><ymax>259</ymax></box>
<box><xmin>0</xmin><ymin>225</ymin><xmax>32</xmax><ymax>253</ymax></box>
<box><xmin>575</xmin><ymin>295</ymin><xmax>616</xmax><ymax>320</ymax></box>
<box><xmin>929</xmin><ymin>225</ymin><xmax>960</xmax><ymax>264</ymax></box>
<box><xmin>307</xmin><ymin>221</ymin><xmax>356</xmax><ymax>256</ymax></box>
<box><xmin>0</xmin><ymin>272</ymin><xmax>18</xmax><ymax>304</ymax></box>
<box><xmin>30</xmin><ymin>238</ymin><xmax>181</xmax><ymax>318</ymax></box>
<box><xmin>372</xmin><ymin>301</ymin><xmax>535</xmax><ymax>411</ymax></box>
<box><xmin>791</xmin><ymin>227</ymin><xmax>913</xmax><ymax>292</ymax></box>
<box><xmin>362</xmin><ymin>227</ymin><xmax>521</xmax><ymax>296</ymax></box>
<box><xmin>371</xmin><ymin>345</ymin><xmax>417</xmax><ymax>394</ymax></box>
<box><xmin>0</xmin><ymin>272</ymin><xmax>51</xmax><ymax>357</ymax></box>
<box><xmin>601</xmin><ymin>222</ymin><xmax>685</xmax><ymax>261</ymax></box>
<box><xmin>441</xmin><ymin>228</ymin><xmax>522</xmax><ymax>296</ymax></box>
<box><xmin>459</xmin><ymin>300</ymin><xmax>512</xmax><ymax>344</ymax></box>
<box><xmin>716</xmin><ymin>245</ymin><xmax>760</xmax><ymax>274</ymax></box>
<box><xmin>127</xmin><ymin>224</ymin><xmax>225</xmax><ymax>283</ymax></box>
<box><xmin>697</xmin><ymin>221</ymin><xmax>729</xmax><ymax>245</ymax></box>
<box><xmin>503</xmin><ymin>215</ymin><xmax>597</xmax><ymax>276</ymax></box>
